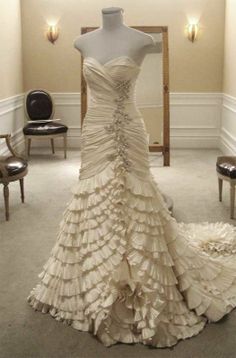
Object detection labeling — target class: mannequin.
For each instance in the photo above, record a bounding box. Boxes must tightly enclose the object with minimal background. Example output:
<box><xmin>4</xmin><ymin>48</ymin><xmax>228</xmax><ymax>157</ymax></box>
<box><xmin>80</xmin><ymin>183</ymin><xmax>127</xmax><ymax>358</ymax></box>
<box><xmin>74</xmin><ymin>7</ymin><xmax>158</xmax><ymax>66</ymax></box>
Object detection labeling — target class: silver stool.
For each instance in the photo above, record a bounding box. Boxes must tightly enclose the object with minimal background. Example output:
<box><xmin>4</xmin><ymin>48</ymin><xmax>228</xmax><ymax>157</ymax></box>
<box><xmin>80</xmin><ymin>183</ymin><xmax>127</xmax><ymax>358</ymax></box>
<box><xmin>216</xmin><ymin>156</ymin><xmax>236</xmax><ymax>219</ymax></box>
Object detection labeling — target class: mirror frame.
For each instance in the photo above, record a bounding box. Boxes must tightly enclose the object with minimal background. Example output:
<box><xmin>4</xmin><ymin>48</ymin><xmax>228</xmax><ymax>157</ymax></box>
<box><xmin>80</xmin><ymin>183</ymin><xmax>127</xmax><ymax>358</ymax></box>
<box><xmin>80</xmin><ymin>26</ymin><xmax>170</xmax><ymax>166</ymax></box>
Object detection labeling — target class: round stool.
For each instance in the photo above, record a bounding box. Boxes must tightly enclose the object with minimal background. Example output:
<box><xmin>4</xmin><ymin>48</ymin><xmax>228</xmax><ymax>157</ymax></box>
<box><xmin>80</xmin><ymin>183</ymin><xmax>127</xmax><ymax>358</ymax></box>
<box><xmin>216</xmin><ymin>156</ymin><xmax>236</xmax><ymax>219</ymax></box>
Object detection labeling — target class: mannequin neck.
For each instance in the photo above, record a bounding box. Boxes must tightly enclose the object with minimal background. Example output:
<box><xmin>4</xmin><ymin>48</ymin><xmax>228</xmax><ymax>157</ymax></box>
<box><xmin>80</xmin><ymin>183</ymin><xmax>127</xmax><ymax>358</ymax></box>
<box><xmin>101</xmin><ymin>7</ymin><xmax>124</xmax><ymax>31</ymax></box>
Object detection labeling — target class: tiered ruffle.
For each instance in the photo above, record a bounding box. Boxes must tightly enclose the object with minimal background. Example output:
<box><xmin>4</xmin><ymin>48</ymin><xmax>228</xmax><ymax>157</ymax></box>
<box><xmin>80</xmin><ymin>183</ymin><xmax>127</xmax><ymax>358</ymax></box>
<box><xmin>27</xmin><ymin>159</ymin><xmax>236</xmax><ymax>348</ymax></box>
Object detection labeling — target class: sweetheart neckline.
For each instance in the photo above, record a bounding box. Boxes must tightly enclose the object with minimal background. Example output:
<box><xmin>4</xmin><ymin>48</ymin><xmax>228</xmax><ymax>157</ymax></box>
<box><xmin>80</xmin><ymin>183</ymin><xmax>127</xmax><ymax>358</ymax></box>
<box><xmin>83</xmin><ymin>55</ymin><xmax>141</xmax><ymax>69</ymax></box>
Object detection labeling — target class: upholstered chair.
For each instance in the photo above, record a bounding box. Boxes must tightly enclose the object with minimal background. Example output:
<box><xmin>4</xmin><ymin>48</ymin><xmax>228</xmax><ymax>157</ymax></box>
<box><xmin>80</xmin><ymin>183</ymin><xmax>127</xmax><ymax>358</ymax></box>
<box><xmin>0</xmin><ymin>134</ymin><xmax>28</xmax><ymax>221</ymax></box>
<box><xmin>216</xmin><ymin>156</ymin><xmax>236</xmax><ymax>219</ymax></box>
<box><xmin>23</xmin><ymin>89</ymin><xmax>68</xmax><ymax>158</ymax></box>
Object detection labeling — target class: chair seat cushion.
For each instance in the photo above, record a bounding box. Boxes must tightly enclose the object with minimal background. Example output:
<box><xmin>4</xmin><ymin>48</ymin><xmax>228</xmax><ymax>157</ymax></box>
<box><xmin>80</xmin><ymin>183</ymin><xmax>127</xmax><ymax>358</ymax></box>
<box><xmin>216</xmin><ymin>162</ymin><xmax>236</xmax><ymax>179</ymax></box>
<box><xmin>23</xmin><ymin>122</ymin><xmax>68</xmax><ymax>136</ymax></box>
<box><xmin>0</xmin><ymin>157</ymin><xmax>28</xmax><ymax>178</ymax></box>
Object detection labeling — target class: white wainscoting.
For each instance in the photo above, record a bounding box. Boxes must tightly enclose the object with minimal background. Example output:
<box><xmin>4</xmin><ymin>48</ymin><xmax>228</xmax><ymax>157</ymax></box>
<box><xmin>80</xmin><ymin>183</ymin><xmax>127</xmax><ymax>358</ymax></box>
<box><xmin>52</xmin><ymin>93</ymin><xmax>81</xmax><ymax>148</ymax></box>
<box><xmin>220</xmin><ymin>94</ymin><xmax>236</xmax><ymax>155</ymax></box>
<box><xmin>170</xmin><ymin>93</ymin><xmax>222</xmax><ymax>148</ymax></box>
<box><xmin>0</xmin><ymin>94</ymin><xmax>25</xmax><ymax>155</ymax></box>
<box><xmin>0</xmin><ymin>92</ymin><xmax>232</xmax><ymax>153</ymax></box>
<box><xmin>52</xmin><ymin>92</ymin><xmax>223</xmax><ymax>149</ymax></box>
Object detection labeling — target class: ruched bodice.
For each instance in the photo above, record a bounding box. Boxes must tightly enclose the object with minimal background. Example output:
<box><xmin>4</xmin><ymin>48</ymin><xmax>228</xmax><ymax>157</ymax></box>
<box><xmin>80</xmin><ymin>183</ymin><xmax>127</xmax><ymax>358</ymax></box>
<box><xmin>83</xmin><ymin>56</ymin><xmax>140</xmax><ymax>106</ymax></box>
<box><xmin>80</xmin><ymin>56</ymin><xmax>150</xmax><ymax>180</ymax></box>
<box><xmin>27</xmin><ymin>55</ymin><xmax>236</xmax><ymax>350</ymax></box>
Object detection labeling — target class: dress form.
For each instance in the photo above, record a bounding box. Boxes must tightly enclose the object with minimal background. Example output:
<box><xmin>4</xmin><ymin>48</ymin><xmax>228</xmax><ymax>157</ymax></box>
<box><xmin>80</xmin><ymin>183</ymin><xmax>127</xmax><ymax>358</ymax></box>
<box><xmin>74</xmin><ymin>7</ymin><xmax>157</xmax><ymax>66</ymax></box>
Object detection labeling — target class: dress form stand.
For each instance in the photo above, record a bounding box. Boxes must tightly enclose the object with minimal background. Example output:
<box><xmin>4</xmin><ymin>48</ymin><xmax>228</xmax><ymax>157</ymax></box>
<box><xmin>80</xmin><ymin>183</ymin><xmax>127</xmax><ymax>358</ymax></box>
<box><xmin>74</xmin><ymin>7</ymin><xmax>156</xmax><ymax>66</ymax></box>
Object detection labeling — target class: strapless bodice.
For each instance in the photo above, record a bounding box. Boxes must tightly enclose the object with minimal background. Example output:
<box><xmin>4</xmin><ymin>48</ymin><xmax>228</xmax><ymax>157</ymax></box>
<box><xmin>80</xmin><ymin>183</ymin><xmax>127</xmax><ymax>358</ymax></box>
<box><xmin>83</xmin><ymin>56</ymin><xmax>141</xmax><ymax>106</ymax></box>
<box><xmin>80</xmin><ymin>56</ymin><xmax>150</xmax><ymax>180</ymax></box>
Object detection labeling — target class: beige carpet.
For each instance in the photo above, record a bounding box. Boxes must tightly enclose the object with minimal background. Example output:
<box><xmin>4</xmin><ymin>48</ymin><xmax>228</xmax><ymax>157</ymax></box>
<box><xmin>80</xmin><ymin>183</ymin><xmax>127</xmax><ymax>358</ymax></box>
<box><xmin>0</xmin><ymin>148</ymin><xmax>235</xmax><ymax>358</ymax></box>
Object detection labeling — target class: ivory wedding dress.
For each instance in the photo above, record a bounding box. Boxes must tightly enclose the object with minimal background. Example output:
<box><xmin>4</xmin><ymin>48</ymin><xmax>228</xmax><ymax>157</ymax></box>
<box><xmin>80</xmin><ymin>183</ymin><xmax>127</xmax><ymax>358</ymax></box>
<box><xmin>27</xmin><ymin>56</ymin><xmax>236</xmax><ymax>348</ymax></box>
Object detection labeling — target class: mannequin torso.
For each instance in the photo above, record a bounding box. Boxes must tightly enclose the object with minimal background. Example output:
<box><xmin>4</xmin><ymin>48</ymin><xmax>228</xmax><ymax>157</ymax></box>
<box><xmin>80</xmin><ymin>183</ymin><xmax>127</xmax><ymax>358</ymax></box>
<box><xmin>74</xmin><ymin>7</ymin><xmax>156</xmax><ymax>66</ymax></box>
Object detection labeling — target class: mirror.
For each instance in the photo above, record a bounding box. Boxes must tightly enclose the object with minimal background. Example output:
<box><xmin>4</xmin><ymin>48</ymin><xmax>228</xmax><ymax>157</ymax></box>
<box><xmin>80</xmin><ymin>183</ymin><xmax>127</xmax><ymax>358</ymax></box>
<box><xmin>80</xmin><ymin>26</ymin><xmax>170</xmax><ymax>166</ymax></box>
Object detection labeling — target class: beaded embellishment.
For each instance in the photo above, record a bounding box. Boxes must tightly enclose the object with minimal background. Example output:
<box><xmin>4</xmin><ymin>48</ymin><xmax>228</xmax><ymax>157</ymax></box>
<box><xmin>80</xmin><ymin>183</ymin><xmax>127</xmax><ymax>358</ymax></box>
<box><xmin>105</xmin><ymin>80</ymin><xmax>133</xmax><ymax>172</ymax></box>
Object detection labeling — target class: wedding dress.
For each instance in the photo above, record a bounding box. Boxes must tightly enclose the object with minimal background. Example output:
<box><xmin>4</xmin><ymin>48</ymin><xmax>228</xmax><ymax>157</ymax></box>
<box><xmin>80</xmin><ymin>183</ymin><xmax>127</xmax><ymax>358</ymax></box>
<box><xmin>27</xmin><ymin>55</ymin><xmax>236</xmax><ymax>348</ymax></box>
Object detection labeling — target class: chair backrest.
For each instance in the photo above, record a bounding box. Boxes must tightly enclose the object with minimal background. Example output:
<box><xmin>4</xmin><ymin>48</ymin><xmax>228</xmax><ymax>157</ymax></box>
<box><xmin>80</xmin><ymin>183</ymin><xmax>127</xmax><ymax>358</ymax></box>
<box><xmin>25</xmin><ymin>90</ymin><xmax>54</xmax><ymax>121</ymax></box>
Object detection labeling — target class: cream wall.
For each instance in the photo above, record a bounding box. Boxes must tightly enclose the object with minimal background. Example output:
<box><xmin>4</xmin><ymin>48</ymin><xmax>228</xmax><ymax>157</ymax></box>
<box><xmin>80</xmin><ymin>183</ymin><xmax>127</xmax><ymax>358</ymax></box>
<box><xmin>0</xmin><ymin>0</ymin><xmax>229</xmax><ymax>153</ymax></box>
<box><xmin>223</xmin><ymin>0</ymin><xmax>236</xmax><ymax>97</ymax></box>
<box><xmin>0</xmin><ymin>0</ymin><xmax>24</xmax><ymax>156</ymax></box>
<box><xmin>220</xmin><ymin>0</ymin><xmax>236</xmax><ymax>155</ymax></box>
<box><xmin>21</xmin><ymin>0</ymin><xmax>225</xmax><ymax>93</ymax></box>
<box><xmin>0</xmin><ymin>0</ymin><xmax>23</xmax><ymax>100</ymax></box>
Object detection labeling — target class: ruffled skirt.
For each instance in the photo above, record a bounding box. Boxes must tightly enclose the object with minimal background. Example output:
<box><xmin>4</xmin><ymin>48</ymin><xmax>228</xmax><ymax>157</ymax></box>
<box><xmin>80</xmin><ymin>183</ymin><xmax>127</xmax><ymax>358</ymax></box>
<box><xmin>27</xmin><ymin>157</ymin><xmax>236</xmax><ymax>348</ymax></box>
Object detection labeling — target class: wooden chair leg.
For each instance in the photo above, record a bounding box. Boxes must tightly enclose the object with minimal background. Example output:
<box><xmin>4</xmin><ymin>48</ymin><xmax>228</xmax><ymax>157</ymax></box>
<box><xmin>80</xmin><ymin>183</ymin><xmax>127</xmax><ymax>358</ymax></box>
<box><xmin>63</xmin><ymin>134</ymin><xmax>67</xmax><ymax>159</ymax></box>
<box><xmin>163</xmin><ymin>148</ymin><xmax>170</xmax><ymax>166</ymax></box>
<box><xmin>218</xmin><ymin>178</ymin><xmax>223</xmax><ymax>201</ymax></box>
<box><xmin>19</xmin><ymin>178</ymin><xmax>24</xmax><ymax>203</ymax></box>
<box><xmin>25</xmin><ymin>138</ymin><xmax>28</xmax><ymax>158</ymax></box>
<box><xmin>28</xmin><ymin>138</ymin><xmax>31</xmax><ymax>156</ymax></box>
<box><xmin>3</xmin><ymin>183</ymin><xmax>9</xmax><ymax>221</ymax></box>
<box><xmin>51</xmin><ymin>139</ymin><xmax>55</xmax><ymax>154</ymax></box>
<box><xmin>25</xmin><ymin>137</ymin><xmax>31</xmax><ymax>158</ymax></box>
<box><xmin>230</xmin><ymin>183</ymin><xmax>235</xmax><ymax>219</ymax></box>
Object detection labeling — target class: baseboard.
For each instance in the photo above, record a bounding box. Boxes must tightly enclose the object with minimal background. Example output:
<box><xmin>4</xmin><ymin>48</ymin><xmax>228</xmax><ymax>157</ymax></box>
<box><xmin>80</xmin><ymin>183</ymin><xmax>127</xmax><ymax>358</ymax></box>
<box><xmin>170</xmin><ymin>135</ymin><xmax>219</xmax><ymax>148</ymax></box>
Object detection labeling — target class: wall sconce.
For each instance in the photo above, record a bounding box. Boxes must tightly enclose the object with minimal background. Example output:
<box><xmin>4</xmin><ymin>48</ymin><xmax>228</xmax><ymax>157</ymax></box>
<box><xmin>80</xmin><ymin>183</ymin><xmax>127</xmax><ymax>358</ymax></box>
<box><xmin>187</xmin><ymin>23</ymin><xmax>199</xmax><ymax>42</ymax></box>
<box><xmin>47</xmin><ymin>24</ymin><xmax>59</xmax><ymax>44</ymax></box>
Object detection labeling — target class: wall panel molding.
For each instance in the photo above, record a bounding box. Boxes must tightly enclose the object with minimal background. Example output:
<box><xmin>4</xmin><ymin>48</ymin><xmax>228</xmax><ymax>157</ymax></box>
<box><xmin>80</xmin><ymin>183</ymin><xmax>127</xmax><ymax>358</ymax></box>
<box><xmin>170</xmin><ymin>92</ymin><xmax>222</xmax><ymax>148</ymax></box>
<box><xmin>51</xmin><ymin>92</ymin><xmax>223</xmax><ymax>149</ymax></box>
<box><xmin>0</xmin><ymin>94</ymin><xmax>25</xmax><ymax>155</ymax></box>
<box><xmin>0</xmin><ymin>94</ymin><xmax>24</xmax><ymax>117</ymax></box>
<box><xmin>220</xmin><ymin>93</ymin><xmax>236</xmax><ymax>154</ymax></box>
<box><xmin>1</xmin><ymin>92</ymin><xmax>234</xmax><ymax>154</ymax></box>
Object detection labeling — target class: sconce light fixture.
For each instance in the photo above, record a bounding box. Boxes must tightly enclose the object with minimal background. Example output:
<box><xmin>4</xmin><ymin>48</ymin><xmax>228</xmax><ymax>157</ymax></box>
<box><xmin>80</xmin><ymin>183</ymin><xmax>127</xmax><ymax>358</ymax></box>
<box><xmin>47</xmin><ymin>24</ymin><xmax>59</xmax><ymax>44</ymax></box>
<box><xmin>187</xmin><ymin>23</ymin><xmax>199</xmax><ymax>42</ymax></box>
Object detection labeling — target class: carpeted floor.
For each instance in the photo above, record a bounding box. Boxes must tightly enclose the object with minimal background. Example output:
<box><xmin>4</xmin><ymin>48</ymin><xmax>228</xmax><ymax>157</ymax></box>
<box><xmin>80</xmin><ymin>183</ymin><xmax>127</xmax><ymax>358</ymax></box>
<box><xmin>0</xmin><ymin>148</ymin><xmax>235</xmax><ymax>358</ymax></box>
